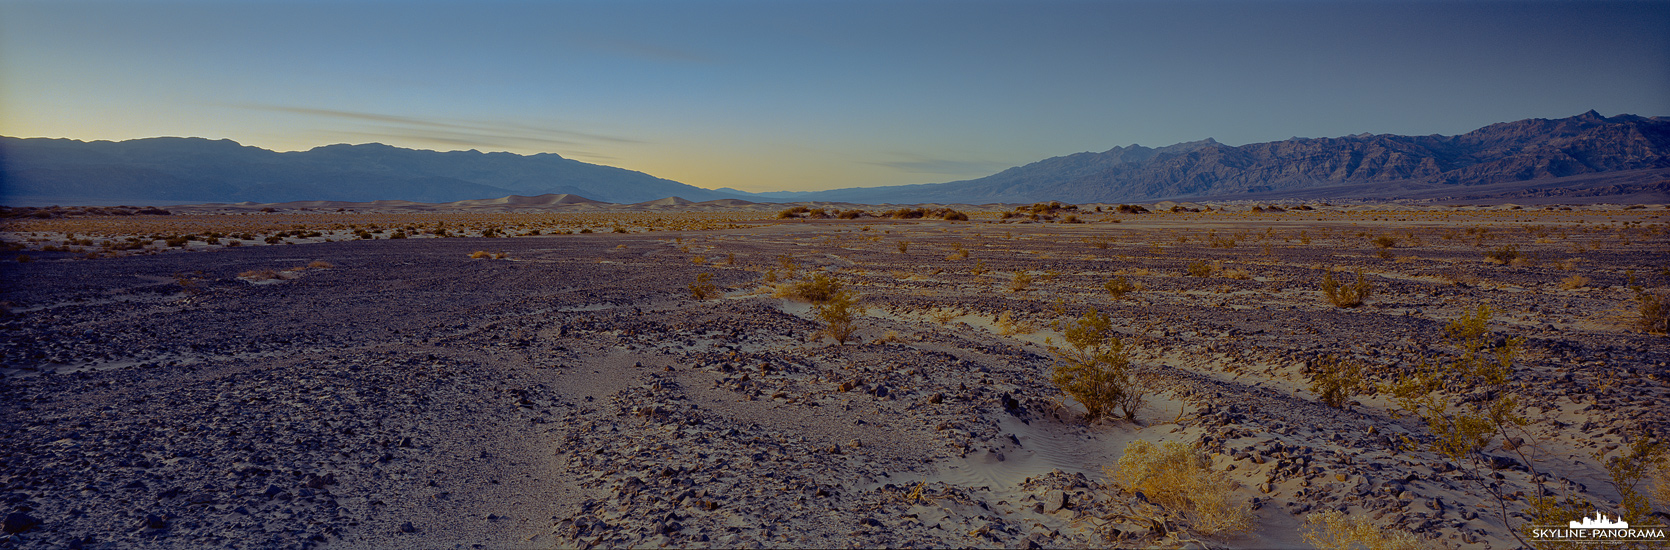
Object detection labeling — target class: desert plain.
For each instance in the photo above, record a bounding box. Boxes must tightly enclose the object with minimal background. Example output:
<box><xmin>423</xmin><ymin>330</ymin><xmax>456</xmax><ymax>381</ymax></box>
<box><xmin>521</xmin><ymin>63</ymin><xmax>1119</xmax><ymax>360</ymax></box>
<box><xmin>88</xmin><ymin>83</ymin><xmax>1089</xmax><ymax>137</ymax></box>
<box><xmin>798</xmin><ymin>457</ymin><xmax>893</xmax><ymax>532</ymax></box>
<box><xmin>1</xmin><ymin>201</ymin><xmax>1668</xmax><ymax>549</ymax></box>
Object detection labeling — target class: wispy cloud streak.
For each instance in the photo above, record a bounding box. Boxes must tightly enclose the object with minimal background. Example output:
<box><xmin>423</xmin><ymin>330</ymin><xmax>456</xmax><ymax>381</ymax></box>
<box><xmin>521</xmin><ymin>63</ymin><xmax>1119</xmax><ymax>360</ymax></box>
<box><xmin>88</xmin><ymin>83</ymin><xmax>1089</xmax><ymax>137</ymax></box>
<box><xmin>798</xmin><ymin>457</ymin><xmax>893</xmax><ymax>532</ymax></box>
<box><xmin>867</xmin><ymin>155</ymin><xmax>1012</xmax><ymax>177</ymax></box>
<box><xmin>238</xmin><ymin>104</ymin><xmax>643</xmax><ymax>153</ymax></box>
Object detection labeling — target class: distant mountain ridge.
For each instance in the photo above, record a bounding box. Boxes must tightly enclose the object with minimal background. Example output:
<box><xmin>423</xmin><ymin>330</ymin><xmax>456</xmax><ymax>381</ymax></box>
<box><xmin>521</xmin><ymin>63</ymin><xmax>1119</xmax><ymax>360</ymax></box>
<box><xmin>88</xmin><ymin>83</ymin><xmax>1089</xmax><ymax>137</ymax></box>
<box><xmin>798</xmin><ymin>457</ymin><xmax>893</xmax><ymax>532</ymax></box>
<box><xmin>0</xmin><ymin>137</ymin><xmax>746</xmax><ymax>204</ymax></box>
<box><xmin>4</xmin><ymin>111</ymin><xmax>1666</xmax><ymax>206</ymax></box>
<box><xmin>764</xmin><ymin>111</ymin><xmax>1670</xmax><ymax>204</ymax></box>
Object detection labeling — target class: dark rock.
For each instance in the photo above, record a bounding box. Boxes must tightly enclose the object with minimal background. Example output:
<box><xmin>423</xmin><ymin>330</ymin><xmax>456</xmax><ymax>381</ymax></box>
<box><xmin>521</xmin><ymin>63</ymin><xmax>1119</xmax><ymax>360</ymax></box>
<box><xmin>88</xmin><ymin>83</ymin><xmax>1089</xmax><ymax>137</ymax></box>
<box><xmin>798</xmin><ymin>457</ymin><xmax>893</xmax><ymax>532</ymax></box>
<box><xmin>2</xmin><ymin>512</ymin><xmax>39</xmax><ymax>534</ymax></box>
<box><xmin>139</xmin><ymin>513</ymin><xmax>167</xmax><ymax>530</ymax></box>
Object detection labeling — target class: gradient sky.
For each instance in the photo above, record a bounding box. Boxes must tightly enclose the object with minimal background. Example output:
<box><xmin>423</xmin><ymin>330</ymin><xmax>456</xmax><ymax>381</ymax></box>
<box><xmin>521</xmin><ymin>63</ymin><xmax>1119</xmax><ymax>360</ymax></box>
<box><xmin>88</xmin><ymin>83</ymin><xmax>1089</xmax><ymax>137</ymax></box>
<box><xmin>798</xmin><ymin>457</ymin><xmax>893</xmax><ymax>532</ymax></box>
<box><xmin>3</xmin><ymin>0</ymin><xmax>1667</xmax><ymax>193</ymax></box>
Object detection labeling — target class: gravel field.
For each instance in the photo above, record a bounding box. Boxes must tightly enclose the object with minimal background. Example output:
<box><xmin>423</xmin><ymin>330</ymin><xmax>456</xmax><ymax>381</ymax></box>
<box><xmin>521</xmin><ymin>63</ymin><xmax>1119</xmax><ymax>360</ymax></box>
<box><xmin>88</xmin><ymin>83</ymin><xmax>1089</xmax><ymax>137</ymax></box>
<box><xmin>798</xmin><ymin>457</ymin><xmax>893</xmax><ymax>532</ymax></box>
<box><xmin>3</xmin><ymin>205</ymin><xmax>1668</xmax><ymax>549</ymax></box>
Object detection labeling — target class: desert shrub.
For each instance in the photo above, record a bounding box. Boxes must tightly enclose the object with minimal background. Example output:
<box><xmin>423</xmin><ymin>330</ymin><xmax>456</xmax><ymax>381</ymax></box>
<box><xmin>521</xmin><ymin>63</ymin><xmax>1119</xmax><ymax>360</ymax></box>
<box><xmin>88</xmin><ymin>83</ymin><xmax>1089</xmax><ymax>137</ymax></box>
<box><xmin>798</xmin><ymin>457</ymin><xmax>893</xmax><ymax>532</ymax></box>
<box><xmin>1048</xmin><ymin>308</ymin><xmax>1141</xmax><ymax>420</ymax></box>
<box><xmin>1654</xmin><ymin>462</ymin><xmax>1670</xmax><ymax>513</ymax></box>
<box><xmin>239</xmin><ymin>269</ymin><xmax>280</xmax><ymax>281</ymax></box>
<box><xmin>1221</xmin><ymin>267</ymin><xmax>1251</xmax><ymax>280</ymax></box>
<box><xmin>1007</xmin><ymin>271</ymin><xmax>1032</xmax><ymax>292</ymax></box>
<box><xmin>308</xmin><ymin>260</ymin><xmax>334</xmax><ymax>269</ymax></box>
<box><xmin>1558</xmin><ymin>275</ymin><xmax>1589</xmax><ymax>290</ymax></box>
<box><xmin>689</xmin><ymin>272</ymin><xmax>720</xmax><ymax>300</ymax></box>
<box><xmin>1594</xmin><ymin>434</ymin><xmax>1667</xmax><ymax>523</ymax></box>
<box><xmin>15</xmin><ymin>255</ymin><xmax>31</xmax><ymax>263</ymax></box>
<box><xmin>1383</xmin><ymin>305</ymin><xmax>1523</xmax><ymax>461</ymax></box>
<box><xmin>469</xmin><ymin>251</ymin><xmax>492</xmax><ymax>259</ymax></box>
<box><xmin>942</xmin><ymin>210</ymin><xmax>969</xmax><ymax>221</ymax></box>
<box><xmin>994</xmin><ymin>310</ymin><xmax>1036</xmax><ymax>335</ymax></box>
<box><xmin>1186</xmin><ymin>260</ymin><xmax>1214</xmax><ymax>277</ymax></box>
<box><xmin>1372</xmin><ymin>235</ymin><xmax>1398</xmax><ymax>249</ymax></box>
<box><xmin>815</xmin><ymin>289</ymin><xmax>863</xmax><ymax>344</ymax></box>
<box><xmin>1485</xmin><ymin>244</ymin><xmax>1521</xmax><ymax>264</ymax></box>
<box><xmin>897</xmin><ymin>241</ymin><xmax>909</xmax><ymax>253</ymax></box>
<box><xmin>1105</xmin><ymin>276</ymin><xmax>1140</xmax><ymax>299</ymax></box>
<box><xmin>1321</xmin><ymin>267</ymin><xmax>1371</xmax><ymax>308</ymax></box>
<box><xmin>776</xmin><ymin>206</ymin><xmax>810</xmax><ymax>219</ymax></box>
<box><xmin>1300</xmin><ymin>509</ymin><xmax>1421</xmax><ymax>550</ymax></box>
<box><xmin>1638</xmin><ymin>290</ymin><xmax>1669</xmax><ymax>335</ymax></box>
<box><xmin>837</xmin><ymin>210</ymin><xmax>864</xmax><ymax>219</ymax></box>
<box><xmin>969</xmin><ymin>259</ymin><xmax>988</xmax><ymax>275</ymax></box>
<box><xmin>785</xmin><ymin>273</ymin><xmax>843</xmax><ymax>303</ymax></box>
<box><xmin>1306</xmin><ymin>355</ymin><xmax>1363</xmax><ymax>409</ymax></box>
<box><xmin>1110</xmin><ymin>440</ymin><xmax>1255</xmax><ymax>537</ymax></box>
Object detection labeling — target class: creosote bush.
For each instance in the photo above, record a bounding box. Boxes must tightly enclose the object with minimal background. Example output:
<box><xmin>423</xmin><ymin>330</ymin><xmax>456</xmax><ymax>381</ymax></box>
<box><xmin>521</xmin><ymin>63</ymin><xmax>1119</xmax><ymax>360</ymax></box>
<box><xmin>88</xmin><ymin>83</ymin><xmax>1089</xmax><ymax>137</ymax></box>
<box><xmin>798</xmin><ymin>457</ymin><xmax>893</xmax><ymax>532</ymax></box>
<box><xmin>1109</xmin><ymin>440</ymin><xmax>1255</xmax><ymax>538</ymax></box>
<box><xmin>994</xmin><ymin>310</ymin><xmax>1036</xmax><ymax>335</ymax></box>
<box><xmin>1007</xmin><ymin>271</ymin><xmax>1033</xmax><ymax>292</ymax></box>
<box><xmin>1104</xmin><ymin>275</ymin><xmax>1140</xmax><ymax>299</ymax></box>
<box><xmin>1485</xmin><ymin>244</ymin><xmax>1521</xmax><ymax>264</ymax></box>
<box><xmin>815</xmin><ymin>288</ymin><xmax>863</xmax><ymax>344</ymax></box>
<box><xmin>688</xmin><ymin>272</ymin><xmax>720</xmax><ymax>300</ymax></box>
<box><xmin>1384</xmin><ymin>305</ymin><xmax>1523</xmax><ymax>461</ymax></box>
<box><xmin>1048</xmin><ymin>308</ymin><xmax>1141</xmax><ymax>421</ymax></box>
<box><xmin>1306</xmin><ymin>355</ymin><xmax>1364</xmax><ymax>409</ymax></box>
<box><xmin>1637</xmin><ymin>289</ymin><xmax>1669</xmax><ymax>335</ymax></box>
<box><xmin>783</xmin><ymin>273</ymin><xmax>843</xmax><ymax>303</ymax></box>
<box><xmin>1559</xmin><ymin>275</ymin><xmax>1590</xmax><ymax>290</ymax></box>
<box><xmin>1321</xmin><ymin>267</ymin><xmax>1372</xmax><ymax>307</ymax></box>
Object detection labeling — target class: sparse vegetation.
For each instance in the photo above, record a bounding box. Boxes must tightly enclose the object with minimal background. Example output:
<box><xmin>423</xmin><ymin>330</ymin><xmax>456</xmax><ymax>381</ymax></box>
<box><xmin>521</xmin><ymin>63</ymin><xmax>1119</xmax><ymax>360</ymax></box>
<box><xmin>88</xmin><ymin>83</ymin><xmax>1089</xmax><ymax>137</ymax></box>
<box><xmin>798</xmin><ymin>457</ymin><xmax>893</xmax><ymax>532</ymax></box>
<box><xmin>1306</xmin><ymin>355</ymin><xmax>1364</xmax><ymax>409</ymax></box>
<box><xmin>1048</xmin><ymin>308</ymin><xmax>1141</xmax><ymax>421</ymax></box>
<box><xmin>1300</xmin><ymin>509</ymin><xmax>1422</xmax><ymax>550</ymax></box>
<box><xmin>1558</xmin><ymin>274</ymin><xmax>1589</xmax><ymax>290</ymax></box>
<box><xmin>1186</xmin><ymin>260</ymin><xmax>1214</xmax><ymax>277</ymax></box>
<box><xmin>1108</xmin><ymin>440</ymin><xmax>1255</xmax><ymax>538</ymax></box>
<box><xmin>815</xmin><ymin>287</ymin><xmax>862</xmax><ymax>344</ymax></box>
<box><xmin>1485</xmin><ymin>244</ymin><xmax>1521</xmax><ymax>264</ymax></box>
<box><xmin>782</xmin><ymin>272</ymin><xmax>843</xmax><ymax>303</ymax></box>
<box><xmin>1637</xmin><ymin>289</ymin><xmax>1669</xmax><ymax>335</ymax></box>
<box><xmin>1104</xmin><ymin>275</ymin><xmax>1140</xmax><ymax>299</ymax></box>
<box><xmin>1007</xmin><ymin>271</ymin><xmax>1032</xmax><ymax>292</ymax></box>
<box><xmin>993</xmin><ymin>310</ymin><xmax>1036</xmax><ymax>335</ymax></box>
<box><xmin>689</xmin><ymin>272</ymin><xmax>721</xmax><ymax>300</ymax></box>
<box><xmin>1321</xmin><ymin>267</ymin><xmax>1372</xmax><ymax>307</ymax></box>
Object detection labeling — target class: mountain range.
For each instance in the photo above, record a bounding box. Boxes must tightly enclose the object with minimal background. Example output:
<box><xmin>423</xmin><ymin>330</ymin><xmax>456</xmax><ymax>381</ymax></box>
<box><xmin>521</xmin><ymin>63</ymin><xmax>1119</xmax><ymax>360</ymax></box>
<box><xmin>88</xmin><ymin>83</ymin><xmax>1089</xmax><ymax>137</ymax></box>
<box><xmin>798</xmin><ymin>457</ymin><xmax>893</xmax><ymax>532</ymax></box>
<box><xmin>2</xmin><ymin>111</ymin><xmax>1666</xmax><ymax>206</ymax></box>
<box><xmin>0</xmin><ymin>137</ymin><xmax>742</xmax><ymax>204</ymax></box>
<box><xmin>742</xmin><ymin>111</ymin><xmax>1670</xmax><ymax>204</ymax></box>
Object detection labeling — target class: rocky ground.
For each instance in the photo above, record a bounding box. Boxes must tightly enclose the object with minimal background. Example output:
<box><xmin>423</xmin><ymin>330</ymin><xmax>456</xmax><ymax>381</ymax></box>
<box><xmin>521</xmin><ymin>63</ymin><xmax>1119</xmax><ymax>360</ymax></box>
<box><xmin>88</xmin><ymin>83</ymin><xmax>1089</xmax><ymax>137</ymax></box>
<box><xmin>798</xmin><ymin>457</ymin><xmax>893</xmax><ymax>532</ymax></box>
<box><xmin>2</xmin><ymin>204</ymin><xmax>1667</xmax><ymax>549</ymax></box>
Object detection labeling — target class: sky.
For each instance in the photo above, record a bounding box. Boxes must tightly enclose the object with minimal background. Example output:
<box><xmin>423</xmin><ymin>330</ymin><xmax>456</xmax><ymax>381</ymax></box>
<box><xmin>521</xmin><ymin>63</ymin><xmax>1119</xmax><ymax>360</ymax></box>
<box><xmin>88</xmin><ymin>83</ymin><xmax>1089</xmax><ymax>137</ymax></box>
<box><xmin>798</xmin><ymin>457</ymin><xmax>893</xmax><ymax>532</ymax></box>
<box><xmin>2</xmin><ymin>0</ymin><xmax>1667</xmax><ymax>193</ymax></box>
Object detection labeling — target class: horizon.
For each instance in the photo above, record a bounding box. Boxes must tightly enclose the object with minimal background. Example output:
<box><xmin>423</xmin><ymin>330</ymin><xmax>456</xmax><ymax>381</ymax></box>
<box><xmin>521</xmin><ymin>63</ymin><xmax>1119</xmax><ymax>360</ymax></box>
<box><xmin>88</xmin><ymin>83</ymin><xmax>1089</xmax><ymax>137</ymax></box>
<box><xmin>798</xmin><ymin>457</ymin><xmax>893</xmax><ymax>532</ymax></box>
<box><xmin>5</xmin><ymin>107</ymin><xmax>1664</xmax><ymax>199</ymax></box>
<box><xmin>2</xmin><ymin>1</ymin><xmax>1667</xmax><ymax>193</ymax></box>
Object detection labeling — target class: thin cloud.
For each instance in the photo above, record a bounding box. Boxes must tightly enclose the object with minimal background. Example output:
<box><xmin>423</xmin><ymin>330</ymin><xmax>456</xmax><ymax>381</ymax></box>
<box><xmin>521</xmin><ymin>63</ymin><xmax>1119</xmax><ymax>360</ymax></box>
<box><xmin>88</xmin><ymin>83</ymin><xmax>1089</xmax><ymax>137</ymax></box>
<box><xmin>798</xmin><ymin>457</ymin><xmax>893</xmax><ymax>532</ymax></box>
<box><xmin>868</xmin><ymin>155</ymin><xmax>1013</xmax><ymax>177</ymax></box>
<box><xmin>238</xmin><ymin>105</ymin><xmax>644</xmax><ymax>152</ymax></box>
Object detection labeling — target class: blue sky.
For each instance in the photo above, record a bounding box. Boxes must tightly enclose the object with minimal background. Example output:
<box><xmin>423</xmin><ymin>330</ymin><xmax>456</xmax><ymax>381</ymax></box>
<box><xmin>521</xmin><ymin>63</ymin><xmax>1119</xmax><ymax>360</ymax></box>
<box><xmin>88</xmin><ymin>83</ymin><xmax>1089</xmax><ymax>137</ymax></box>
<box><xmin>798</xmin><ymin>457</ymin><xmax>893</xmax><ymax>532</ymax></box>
<box><xmin>2</xmin><ymin>0</ymin><xmax>1667</xmax><ymax>192</ymax></box>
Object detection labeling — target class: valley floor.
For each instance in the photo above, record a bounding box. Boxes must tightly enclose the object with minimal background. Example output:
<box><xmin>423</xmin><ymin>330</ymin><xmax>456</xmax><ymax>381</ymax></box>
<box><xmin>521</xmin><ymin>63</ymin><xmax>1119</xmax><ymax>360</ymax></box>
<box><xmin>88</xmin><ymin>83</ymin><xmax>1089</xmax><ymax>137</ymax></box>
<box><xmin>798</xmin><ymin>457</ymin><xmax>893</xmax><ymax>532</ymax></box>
<box><xmin>1</xmin><ymin>206</ymin><xmax>1667</xmax><ymax>549</ymax></box>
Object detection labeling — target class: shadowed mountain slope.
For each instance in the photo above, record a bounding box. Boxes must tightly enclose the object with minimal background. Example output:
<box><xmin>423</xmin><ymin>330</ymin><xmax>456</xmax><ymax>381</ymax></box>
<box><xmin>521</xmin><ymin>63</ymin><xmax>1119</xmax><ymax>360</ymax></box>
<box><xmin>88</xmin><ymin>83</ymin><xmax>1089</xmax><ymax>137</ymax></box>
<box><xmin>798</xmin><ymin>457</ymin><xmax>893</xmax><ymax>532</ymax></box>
<box><xmin>0</xmin><ymin>137</ymin><xmax>744</xmax><ymax>204</ymax></box>
<box><xmin>772</xmin><ymin>111</ymin><xmax>1670</xmax><ymax>204</ymax></box>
